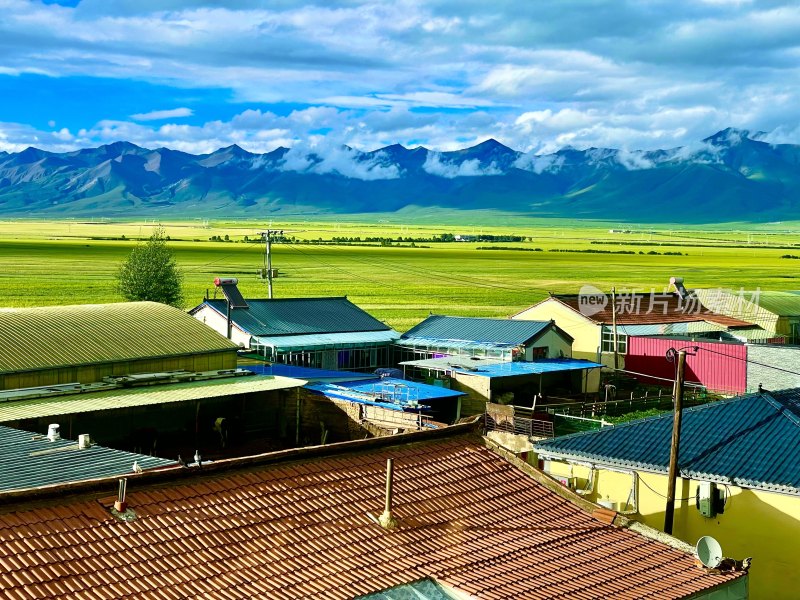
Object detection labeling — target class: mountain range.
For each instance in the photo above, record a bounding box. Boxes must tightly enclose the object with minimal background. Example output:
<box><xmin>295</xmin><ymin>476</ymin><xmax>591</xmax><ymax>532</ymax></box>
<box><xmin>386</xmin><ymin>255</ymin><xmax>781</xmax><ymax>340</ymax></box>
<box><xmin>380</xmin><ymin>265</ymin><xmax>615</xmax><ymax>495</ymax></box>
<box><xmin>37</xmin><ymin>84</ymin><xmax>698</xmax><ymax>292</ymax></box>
<box><xmin>1</xmin><ymin>128</ymin><xmax>798</xmax><ymax>222</ymax></box>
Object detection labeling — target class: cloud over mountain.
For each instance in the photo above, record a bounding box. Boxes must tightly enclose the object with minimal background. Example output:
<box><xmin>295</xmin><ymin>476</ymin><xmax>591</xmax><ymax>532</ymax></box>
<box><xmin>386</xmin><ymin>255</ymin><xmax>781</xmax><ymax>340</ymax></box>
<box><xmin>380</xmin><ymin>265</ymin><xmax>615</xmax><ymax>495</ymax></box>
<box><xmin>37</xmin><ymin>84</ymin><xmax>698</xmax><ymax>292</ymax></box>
<box><xmin>1</xmin><ymin>129</ymin><xmax>799</xmax><ymax>222</ymax></box>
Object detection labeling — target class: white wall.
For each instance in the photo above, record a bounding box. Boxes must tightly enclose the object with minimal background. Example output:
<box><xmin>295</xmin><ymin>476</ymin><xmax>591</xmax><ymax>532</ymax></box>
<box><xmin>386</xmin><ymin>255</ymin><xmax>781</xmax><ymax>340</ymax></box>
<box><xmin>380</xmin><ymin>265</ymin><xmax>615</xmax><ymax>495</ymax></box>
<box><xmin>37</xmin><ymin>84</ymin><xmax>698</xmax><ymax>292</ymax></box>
<box><xmin>192</xmin><ymin>304</ymin><xmax>251</xmax><ymax>348</ymax></box>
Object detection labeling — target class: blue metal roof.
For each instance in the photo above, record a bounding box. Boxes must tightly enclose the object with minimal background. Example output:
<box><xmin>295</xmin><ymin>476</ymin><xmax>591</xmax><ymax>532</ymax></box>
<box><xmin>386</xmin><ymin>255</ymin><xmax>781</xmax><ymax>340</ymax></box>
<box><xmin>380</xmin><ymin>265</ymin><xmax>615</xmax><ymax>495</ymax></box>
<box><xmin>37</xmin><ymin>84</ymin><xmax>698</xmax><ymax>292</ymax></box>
<box><xmin>401</xmin><ymin>357</ymin><xmax>603</xmax><ymax>379</ymax></box>
<box><xmin>197</xmin><ymin>297</ymin><xmax>391</xmax><ymax>336</ymax></box>
<box><xmin>306</xmin><ymin>377</ymin><xmax>464</xmax><ymax>411</ymax></box>
<box><xmin>402</xmin><ymin>315</ymin><xmax>562</xmax><ymax>346</ymax></box>
<box><xmin>535</xmin><ymin>389</ymin><xmax>800</xmax><ymax>495</ymax></box>
<box><xmin>243</xmin><ymin>364</ymin><xmax>375</xmax><ymax>382</ymax></box>
<box><xmin>0</xmin><ymin>425</ymin><xmax>177</xmax><ymax>493</ymax></box>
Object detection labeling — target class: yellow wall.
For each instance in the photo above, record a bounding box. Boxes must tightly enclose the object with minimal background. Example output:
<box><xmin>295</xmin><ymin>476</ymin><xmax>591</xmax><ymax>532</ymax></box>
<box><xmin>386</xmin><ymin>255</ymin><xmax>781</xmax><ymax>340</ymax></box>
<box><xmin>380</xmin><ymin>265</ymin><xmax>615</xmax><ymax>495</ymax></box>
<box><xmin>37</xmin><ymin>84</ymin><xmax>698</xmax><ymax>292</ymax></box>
<box><xmin>544</xmin><ymin>459</ymin><xmax>799</xmax><ymax>599</ymax></box>
<box><xmin>514</xmin><ymin>299</ymin><xmax>613</xmax><ymax>391</ymax></box>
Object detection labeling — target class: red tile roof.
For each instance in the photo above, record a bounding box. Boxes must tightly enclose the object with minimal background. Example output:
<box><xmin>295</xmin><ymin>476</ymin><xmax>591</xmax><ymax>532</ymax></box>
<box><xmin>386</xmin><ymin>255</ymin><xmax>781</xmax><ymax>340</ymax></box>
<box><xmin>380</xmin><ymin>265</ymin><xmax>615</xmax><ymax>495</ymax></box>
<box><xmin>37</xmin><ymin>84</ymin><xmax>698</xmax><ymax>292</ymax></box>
<box><xmin>548</xmin><ymin>294</ymin><xmax>754</xmax><ymax>327</ymax></box>
<box><xmin>0</xmin><ymin>434</ymin><xmax>742</xmax><ymax>599</ymax></box>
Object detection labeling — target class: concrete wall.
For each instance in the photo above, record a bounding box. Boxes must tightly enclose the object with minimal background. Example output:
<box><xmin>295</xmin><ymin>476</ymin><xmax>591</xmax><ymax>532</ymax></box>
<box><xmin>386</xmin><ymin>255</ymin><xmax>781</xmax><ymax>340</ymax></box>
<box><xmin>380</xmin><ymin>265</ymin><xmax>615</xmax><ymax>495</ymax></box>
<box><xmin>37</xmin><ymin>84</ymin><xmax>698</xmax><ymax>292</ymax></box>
<box><xmin>746</xmin><ymin>345</ymin><xmax>800</xmax><ymax>393</ymax></box>
<box><xmin>192</xmin><ymin>304</ymin><xmax>252</xmax><ymax>348</ymax></box>
<box><xmin>543</xmin><ymin>459</ymin><xmax>798</xmax><ymax>599</ymax></box>
<box><xmin>0</xmin><ymin>351</ymin><xmax>238</xmax><ymax>390</ymax></box>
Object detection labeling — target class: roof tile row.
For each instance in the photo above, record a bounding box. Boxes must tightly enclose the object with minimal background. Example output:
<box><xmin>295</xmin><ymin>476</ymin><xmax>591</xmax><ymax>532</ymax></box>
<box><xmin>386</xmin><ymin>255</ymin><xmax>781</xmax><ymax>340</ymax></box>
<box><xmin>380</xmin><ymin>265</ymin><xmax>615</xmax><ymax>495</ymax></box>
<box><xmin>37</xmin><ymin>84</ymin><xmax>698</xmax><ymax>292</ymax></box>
<box><xmin>0</xmin><ymin>435</ymin><xmax>741</xmax><ymax>599</ymax></box>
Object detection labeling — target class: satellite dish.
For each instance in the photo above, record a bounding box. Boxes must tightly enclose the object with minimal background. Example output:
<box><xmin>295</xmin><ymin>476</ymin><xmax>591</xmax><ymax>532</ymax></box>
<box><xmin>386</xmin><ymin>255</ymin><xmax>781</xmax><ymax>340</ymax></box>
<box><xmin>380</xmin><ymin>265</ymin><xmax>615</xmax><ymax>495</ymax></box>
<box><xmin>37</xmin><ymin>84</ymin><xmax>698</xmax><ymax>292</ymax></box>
<box><xmin>696</xmin><ymin>536</ymin><xmax>723</xmax><ymax>568</ymax></box>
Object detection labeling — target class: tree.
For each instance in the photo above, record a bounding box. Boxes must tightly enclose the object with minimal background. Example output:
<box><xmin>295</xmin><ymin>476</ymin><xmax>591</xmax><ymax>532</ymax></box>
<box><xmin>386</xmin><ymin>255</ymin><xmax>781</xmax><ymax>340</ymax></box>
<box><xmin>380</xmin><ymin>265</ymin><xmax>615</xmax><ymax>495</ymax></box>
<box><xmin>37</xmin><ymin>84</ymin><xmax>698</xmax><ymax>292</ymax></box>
<box><xmin>117</xmin><ymin>226</ymin><xmax>184</xmax><ymax>307</ymax></box>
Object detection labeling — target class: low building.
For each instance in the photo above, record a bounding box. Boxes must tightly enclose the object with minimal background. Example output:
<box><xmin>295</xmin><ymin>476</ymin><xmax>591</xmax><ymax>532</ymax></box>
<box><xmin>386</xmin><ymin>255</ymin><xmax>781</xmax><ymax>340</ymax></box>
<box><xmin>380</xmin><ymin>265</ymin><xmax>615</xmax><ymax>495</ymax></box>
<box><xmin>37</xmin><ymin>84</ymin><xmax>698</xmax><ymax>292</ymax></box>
<box><xmin>696</xmin><ymin>288</ymin><xmax>800</xmax><ymax>343</ymax></box>
<box><xmin>625</xmin><ymin>336</ymin><xmax>748</xmax><ymax>395</ymax></box>
<box><xmin>400</xmin><ymin>356</ymin><xmax>603</xmax><ymax>416</ymax></box>
<box><xmin>535</xmin><ymin>388</ymin><xmax>800</xmax><ymax>598</ymax></box>
<box><xmin>0</xmin><ymin>424</ymin><xmax>746</xmax><ymax>599</ymax></box>
<box><xmin>0</xmin><ymin>424</ymin><xmax>176</xmax><ymax>494</ymax></box>
<box><xmin>191</xmin><ymin>295</ymin><xmax>399</xmax><ymax>371</ymax></box>
<box><xmin>0</xmin><ymin>301</ymin><xmax>238</xmax><ymax>390</ymax></box>
<box><xmin>395</xmin><ymin>315</ymin><xmax>573</xmax><ymax>362</ymax></box>
<box><xmin>512</xmin><ymin>290</ymin><xmax>757</xmax><ymax>389</ymax></box>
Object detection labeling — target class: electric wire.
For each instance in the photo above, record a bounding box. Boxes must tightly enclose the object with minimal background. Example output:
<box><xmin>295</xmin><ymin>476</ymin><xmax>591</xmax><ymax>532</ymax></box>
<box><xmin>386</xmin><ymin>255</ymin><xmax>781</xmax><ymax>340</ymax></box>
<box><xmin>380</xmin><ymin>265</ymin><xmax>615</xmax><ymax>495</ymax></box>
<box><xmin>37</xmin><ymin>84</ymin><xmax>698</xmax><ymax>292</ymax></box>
<box><xmin>638</xmin><ymin>474</ymin><xmax>693</xmax><ymax>501</ymax></box>
<box><xmin>282</xmin><ymin>241</ymin><xmax>525</xmax><ymax>292</ymax></box>
<box><xmin>696</xmin><ymin>346</ymin><xmax>800</xmax><ymax>379</ymax></box>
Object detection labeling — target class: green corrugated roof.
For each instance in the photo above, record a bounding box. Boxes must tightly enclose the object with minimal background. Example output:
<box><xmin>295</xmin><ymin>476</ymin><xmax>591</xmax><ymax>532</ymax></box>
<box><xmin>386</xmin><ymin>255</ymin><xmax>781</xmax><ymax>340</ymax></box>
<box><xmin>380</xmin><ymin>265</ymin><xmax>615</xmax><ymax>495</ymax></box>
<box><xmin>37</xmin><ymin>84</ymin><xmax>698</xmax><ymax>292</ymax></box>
<box><xmin>0</xmin><ymin>302</ymin><xmax>237</xmax><ymax>375</ymax></box>
<box><xmin>696</xmin><ymin>289</ymin><xmax>800</xmax><ymax>318</ymax></box>
<box><xmin>197</xmin><ymin>297</ymin><xmax>391</xmax><ymax>336</ymax></box>
<box><xmin>0</xmin><ymin>375</ymin><xmax>305</xmax><ymax>422</ymax></box>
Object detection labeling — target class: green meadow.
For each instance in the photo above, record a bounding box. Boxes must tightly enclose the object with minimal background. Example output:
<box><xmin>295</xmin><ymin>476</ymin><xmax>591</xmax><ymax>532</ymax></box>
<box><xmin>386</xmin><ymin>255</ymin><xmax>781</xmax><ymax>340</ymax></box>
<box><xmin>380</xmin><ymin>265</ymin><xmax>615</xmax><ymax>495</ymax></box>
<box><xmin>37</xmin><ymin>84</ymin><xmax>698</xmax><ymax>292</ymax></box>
<box><xmin>0</xmin><ymin>218</ymin><xmax>798</xmax><ymax>332</ymax></box>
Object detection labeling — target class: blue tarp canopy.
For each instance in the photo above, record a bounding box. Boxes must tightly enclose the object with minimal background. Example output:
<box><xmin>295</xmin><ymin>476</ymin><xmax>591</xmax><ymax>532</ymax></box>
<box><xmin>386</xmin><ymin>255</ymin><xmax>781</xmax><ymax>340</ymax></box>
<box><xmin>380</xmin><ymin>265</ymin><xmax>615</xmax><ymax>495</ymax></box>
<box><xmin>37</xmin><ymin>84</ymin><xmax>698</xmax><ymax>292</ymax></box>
<box><xmin>400</xmin><ymin>357</ymin><xmax>603</xmax><ymax>379</ymax></box>
<box><xmin>306</xmin><ymin>377</ymin><xmax>464</xmax><ymax>411</ymax></box>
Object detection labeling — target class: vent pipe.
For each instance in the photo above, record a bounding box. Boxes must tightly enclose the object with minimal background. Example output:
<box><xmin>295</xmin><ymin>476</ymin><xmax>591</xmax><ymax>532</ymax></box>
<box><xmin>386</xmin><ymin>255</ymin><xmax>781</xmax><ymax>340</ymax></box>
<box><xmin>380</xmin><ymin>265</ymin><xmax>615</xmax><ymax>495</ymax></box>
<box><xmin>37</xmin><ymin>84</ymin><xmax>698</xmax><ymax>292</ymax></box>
<box><xmin>378</xmin><ymin>458</ymin><xmax>398</xmax><ymax>530</ymax></box>
<box><xmin>114</xmin><ymin>478</ymin><xmax>128</xmax><ymax>513</ymax></box>
<box><xmin>47</xmin><ymin>424</ymin><xmax>60</xmax><ymax>442</ymax></box>
<box><xmin>78</xmin><ymin>434</ymin><xmax>91</xmax><ymax>449</ymax></box>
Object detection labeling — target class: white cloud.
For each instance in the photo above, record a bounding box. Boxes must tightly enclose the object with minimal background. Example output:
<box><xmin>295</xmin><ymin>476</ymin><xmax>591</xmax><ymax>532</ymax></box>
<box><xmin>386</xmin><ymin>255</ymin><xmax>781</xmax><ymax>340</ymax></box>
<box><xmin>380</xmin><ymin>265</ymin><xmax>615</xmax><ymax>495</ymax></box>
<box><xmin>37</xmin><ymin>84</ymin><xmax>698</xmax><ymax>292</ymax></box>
<box><xmin>279</xmin><ymin>140</ymin><xmax>401</xmax><ymax>180</ymax></box>
<box><xmin>131</xmin><ymin>107</ymin><xmax>194</xmax><ymax>121</ymax></box>
<box><xmin>422</xmin><ymin>152</ymin><xmax>501</xmax><ymax>178</ymax></box>
<box><xmin>616</xmin><ymin>149</ymin><xmax>654</xmax><ymax>170</ymax></box>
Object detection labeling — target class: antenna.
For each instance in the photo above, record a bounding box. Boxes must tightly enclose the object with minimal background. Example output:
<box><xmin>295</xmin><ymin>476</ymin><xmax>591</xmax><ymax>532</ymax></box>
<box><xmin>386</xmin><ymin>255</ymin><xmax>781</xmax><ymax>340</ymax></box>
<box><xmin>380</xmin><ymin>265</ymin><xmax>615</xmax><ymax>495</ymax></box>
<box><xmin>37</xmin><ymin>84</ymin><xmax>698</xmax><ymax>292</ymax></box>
<box><xmin>695</xmin><ymin>536</ymin><xmax>723</xmax><ymax>568</ymax></box>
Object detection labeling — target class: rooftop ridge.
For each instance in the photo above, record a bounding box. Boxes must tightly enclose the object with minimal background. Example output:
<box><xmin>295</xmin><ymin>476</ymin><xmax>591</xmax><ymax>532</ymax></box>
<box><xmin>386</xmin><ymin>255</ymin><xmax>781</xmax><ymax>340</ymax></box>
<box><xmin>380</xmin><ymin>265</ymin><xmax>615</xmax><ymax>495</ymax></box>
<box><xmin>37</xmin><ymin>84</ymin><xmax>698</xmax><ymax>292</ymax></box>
<box><xmin>0</xmin><ymin>419</ymin><xmax>482</xmax><ymax>510</ymax></box>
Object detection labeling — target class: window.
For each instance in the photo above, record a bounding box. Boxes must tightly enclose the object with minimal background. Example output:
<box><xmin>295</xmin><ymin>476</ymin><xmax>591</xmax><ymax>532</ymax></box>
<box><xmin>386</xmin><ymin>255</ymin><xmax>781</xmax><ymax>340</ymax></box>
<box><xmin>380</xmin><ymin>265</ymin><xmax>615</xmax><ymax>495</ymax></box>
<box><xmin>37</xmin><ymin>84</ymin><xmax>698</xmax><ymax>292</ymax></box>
<box><xmin>530</xmin><ymin>346</ymin><xmax>548</xmax><ymax>359</ymax></box>
<box><xmin>601</xmin><ymin>329</ymin><xmax>627</xmax><ymax>354</ymax></box>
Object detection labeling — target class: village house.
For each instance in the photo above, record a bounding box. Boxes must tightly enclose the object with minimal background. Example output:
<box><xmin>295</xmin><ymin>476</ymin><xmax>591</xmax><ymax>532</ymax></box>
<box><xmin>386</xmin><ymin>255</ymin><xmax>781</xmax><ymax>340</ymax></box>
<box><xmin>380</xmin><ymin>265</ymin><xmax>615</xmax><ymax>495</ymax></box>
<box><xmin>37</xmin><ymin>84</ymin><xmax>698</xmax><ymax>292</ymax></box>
<box><xmin>394</xmin><ymin>314</ymin><xmax>574</xmax><ymax>362</ymax></box>
<box><xmin>534</xmin><ymin>388</ymin><xmax>800</xmax><ymax>598</ymax></box>
<box><xmin>695</xmin><ymin>288</ymin><xmax>800</xmax><ymax>344</ymax></box>
<box><xmin>0</xmin><ymin>302</ymin><xmax>306</xmax><ymax>458</ymax></box>
<box><xmin>0</xmin><ymin>422</ymin><xmax>748</xmax><ymax>599</ymax></box>
<box><xmin>0</xmin><ymin>424</ymin><xmax>176</xmax><ymax>493</ymax></box>
<box><xmin>394</xmin><ymin>315</ymin><xmax>601</xmax><ymax>415</ymax></box>
<box><xmin>190</xmin><ymin>282</ymin><xmax>399</xmax><ymax>371</ymax></box>
<box><xmin>512</xmin><ymin>283</ymin><xmax>759</xmax><ymax>390</ymax></box>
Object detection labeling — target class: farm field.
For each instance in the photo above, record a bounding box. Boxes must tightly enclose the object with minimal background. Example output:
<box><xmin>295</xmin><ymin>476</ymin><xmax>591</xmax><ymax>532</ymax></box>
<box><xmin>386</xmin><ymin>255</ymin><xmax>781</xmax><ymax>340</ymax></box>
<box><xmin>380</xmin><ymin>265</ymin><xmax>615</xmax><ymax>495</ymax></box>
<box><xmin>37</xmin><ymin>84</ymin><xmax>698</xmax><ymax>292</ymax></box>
<box><xmin>1</xmin><ymin>218</ymin><xmax>799</xmax><ymax>332</ymax></box>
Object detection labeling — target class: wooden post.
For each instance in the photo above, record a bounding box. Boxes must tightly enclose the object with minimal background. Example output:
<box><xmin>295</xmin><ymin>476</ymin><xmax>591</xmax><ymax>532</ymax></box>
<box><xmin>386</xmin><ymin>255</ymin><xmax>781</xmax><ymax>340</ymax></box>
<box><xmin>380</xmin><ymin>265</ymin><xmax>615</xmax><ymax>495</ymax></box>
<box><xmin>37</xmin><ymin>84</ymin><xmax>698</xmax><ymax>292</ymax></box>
<box><xmin>664</xmin><ymin>350</ymin><xmax>687</xmax><ymax>535</ymax></box>
<box><xmin>611</xmin><ymin>287</ymin><xmax>619</xmax><ymax>370</ymax></box>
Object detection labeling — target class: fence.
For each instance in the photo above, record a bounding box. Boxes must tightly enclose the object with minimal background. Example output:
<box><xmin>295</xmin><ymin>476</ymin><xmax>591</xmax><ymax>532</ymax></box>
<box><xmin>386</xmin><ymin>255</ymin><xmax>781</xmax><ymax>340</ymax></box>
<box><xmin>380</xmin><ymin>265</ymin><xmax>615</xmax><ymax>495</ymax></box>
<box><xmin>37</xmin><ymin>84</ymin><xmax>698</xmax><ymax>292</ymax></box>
<box><xmin>542</xmin><ymin>389</ymin><xmax>710</xmax><ymax>419</ymax></box>
<box><xmin>484</xmin><ymin>404</ymin><xmax>609</xmax><ymax>439</ymax></box>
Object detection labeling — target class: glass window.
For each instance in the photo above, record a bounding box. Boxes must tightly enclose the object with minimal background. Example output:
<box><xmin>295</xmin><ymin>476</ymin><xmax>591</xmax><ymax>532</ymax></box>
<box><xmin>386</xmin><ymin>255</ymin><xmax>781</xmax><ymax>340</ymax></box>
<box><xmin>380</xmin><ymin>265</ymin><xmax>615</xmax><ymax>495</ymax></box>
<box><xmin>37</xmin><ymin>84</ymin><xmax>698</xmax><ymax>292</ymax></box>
<box><xmin>601</xmin><ymin>330</ymin><xmax>627</xmax><ymax>354</ymax></box>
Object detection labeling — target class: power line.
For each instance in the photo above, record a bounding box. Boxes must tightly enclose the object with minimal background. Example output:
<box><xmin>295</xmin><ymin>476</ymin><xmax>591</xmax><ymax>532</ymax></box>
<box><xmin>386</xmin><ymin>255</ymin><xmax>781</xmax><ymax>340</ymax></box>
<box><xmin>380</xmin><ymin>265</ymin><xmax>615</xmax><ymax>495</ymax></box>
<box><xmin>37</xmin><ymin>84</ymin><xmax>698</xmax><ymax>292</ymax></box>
<box><xmin>697</xmin><ymin>346</ymin><xmax>800</xmax><ymax>379</ymax></box>
<box><xmin>287</xmin><ymin>243</ymin><xmax>525</xmax><ymax>292</ymax></box>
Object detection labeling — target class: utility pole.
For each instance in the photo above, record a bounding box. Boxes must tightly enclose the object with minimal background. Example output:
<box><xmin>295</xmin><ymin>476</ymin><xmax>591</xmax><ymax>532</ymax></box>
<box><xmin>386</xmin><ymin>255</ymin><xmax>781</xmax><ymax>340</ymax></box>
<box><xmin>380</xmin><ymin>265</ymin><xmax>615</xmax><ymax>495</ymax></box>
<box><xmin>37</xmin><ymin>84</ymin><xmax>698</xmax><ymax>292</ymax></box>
<box><xmin>259</xmin><ymin>229</ymin><xmax>283</xmax><ymax>299</ymax></box>
<box><xmin>664</xmin><ymin>349</ymin><xmax>687</xmax><ymax>535</ymax></box>
<box><xmin>611</xmin><ymin>286</ymin><xmax>619</xmax><ymax>370</ymax></box>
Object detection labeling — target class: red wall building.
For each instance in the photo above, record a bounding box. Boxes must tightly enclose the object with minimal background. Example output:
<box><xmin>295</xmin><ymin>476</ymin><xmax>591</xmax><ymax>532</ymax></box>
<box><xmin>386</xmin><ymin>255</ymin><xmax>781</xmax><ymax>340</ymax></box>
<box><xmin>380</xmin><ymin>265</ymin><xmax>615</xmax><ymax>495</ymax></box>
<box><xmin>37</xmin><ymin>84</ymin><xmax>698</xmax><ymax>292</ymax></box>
<box><xmin>625</xmin><ymin>336</ymin><xmax>747</xmax><ymax>395</ymax></box>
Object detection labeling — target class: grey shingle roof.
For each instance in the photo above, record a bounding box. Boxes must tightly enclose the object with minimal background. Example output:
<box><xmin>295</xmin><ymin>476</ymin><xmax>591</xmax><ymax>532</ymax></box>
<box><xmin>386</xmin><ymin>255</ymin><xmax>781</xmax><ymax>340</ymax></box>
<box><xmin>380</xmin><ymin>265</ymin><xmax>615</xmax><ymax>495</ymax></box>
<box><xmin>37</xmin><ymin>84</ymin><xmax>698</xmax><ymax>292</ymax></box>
<box><xmin>402</xmin><ymin>315</ymin><xmax>566</xmax><ymax>346</ymax></box>
<box><xmin>0</xmin><ymin>424</ymin><xmax>176</xmax><ymax>493</ymax></box>
<box><xmin>197</xmin><ymin>297</ymin><xmax>390</xmax><ymax>336</ymax></box>
<box><xmin>535</xmin><ymin>389</ymin><xmax>800</xmax><ymax>495</ymax></box>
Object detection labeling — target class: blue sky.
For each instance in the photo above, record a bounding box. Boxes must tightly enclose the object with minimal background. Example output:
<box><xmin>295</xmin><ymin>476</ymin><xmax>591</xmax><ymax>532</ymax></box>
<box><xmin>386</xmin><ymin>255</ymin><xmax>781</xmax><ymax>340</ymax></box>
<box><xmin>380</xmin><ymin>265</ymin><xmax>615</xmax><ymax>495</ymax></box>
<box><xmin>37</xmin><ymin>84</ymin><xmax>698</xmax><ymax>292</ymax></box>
<box><xmin>2</xmin><ymin>0</ymin><xmax>800</xmax><ymax>154</ymax></box>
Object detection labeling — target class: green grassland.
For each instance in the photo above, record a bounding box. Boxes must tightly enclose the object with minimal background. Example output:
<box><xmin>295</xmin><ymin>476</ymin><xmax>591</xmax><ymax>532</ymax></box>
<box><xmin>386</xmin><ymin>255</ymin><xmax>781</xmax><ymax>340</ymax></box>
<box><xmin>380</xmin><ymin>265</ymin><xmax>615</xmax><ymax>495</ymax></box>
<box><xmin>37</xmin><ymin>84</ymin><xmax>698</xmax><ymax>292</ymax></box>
<box><xmin>0</xmin><ymin>218</ymin><xmax>798</xmax><ymax>332</ymax></box>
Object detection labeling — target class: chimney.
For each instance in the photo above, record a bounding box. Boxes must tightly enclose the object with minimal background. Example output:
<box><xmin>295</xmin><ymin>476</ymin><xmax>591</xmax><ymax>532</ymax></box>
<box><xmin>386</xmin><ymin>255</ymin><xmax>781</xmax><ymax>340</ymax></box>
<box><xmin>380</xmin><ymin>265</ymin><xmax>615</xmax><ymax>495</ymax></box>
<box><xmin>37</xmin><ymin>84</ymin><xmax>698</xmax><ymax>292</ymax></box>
<box><xmin>78</xmin><ymin>434</ymin><xmax>91</xmax><ymax>449</ymax></box>
<box><xmin>669</xmin><ymin>276</ymin><xmax>689</xmax><ymax>299</ymax></box>
<box><xmin>378</xmin><ymin>458</ymin><xmax>398</xmax><ymax>530</ymax></box>
<box><xmin>47</xmin><ymin>424</ymin><xmax>60</xmax><ymax>442</ymax></box>
<box><xmin>114</xmin><ymin>478</ymin><xmax>128</xmax><ymax>513</ymax></box>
